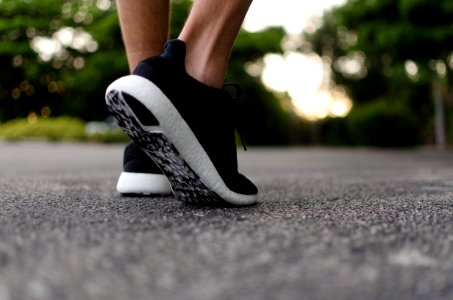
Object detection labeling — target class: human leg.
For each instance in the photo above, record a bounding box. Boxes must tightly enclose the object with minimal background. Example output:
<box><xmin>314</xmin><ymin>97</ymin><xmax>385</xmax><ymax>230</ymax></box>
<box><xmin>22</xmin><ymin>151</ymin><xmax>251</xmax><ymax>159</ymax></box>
<box><xmin>179</xmin><ymin>0</ymin><xmax>252</xmax><ymax>88</ymax></box>
<box><xmin>116</xmin><ymin>0</ymin><xmax>170</xmax><ymax>71</ymax></box>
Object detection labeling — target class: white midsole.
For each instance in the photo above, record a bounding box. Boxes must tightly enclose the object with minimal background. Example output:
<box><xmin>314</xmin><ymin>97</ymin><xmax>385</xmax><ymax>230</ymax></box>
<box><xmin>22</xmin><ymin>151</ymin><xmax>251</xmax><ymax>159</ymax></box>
<box><xmin>117</xmin><ymin>172</ymin><xmax>172</xmax><ymax>195</ymax></box>
<box><xmin>107</xmin><ymin>75</ymin><xmax>257</xmax><ymax>205</ymax></box>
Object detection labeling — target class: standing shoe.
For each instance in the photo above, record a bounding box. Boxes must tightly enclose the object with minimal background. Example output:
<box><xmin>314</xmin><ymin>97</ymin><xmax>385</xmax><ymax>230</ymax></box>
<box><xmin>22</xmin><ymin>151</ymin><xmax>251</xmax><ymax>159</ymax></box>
<box><xmin>117</xmin><ymin>141</ymin><xmax>172</xmax><ymax>196</ymax></box>
<box><xmin>106</xmin><ymin>39</ymin><xmax>258</xmax><ymax>206</ymax></box>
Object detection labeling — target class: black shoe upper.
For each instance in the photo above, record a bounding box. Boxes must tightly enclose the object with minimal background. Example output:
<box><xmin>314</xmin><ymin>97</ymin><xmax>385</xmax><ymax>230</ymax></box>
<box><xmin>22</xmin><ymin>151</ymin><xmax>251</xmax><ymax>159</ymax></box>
<box><xmin>123</xmin><ymin>141</ymin><xmax>163</xmax><ymax>174</ymax></box>
<box><xmin>133</xmin><ymin>39</ymin><xmax>257</xmax><ymax>195</ymax></box>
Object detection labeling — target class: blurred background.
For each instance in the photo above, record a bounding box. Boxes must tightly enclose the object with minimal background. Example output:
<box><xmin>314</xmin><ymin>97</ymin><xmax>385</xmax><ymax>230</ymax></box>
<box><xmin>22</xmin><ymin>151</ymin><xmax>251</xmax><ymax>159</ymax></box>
<box><xmin>0</xmin><ymin>0</ymin><xmax>452</xmax><ymax>148</ymax></box>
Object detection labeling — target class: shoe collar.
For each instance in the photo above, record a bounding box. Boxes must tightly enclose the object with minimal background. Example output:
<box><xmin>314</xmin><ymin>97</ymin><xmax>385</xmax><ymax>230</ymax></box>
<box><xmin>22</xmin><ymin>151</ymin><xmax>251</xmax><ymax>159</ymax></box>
<box><xmin>162</xmin><ymin>39</ymin><xmax>186</xmax><ymax>68</ymax></box>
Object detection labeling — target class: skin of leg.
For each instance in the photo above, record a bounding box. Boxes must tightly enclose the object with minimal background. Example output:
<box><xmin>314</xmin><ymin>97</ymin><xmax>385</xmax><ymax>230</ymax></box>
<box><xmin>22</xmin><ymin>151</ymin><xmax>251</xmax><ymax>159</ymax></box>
<box><xmin>178</xmin><ymin>0</ymin><xmax>253</xmax><ymax>88</ymax></box>
<box><xmin>116</xmin><ymin>0</ymin><xmax>170</xmax><ymax>71</ymax></box>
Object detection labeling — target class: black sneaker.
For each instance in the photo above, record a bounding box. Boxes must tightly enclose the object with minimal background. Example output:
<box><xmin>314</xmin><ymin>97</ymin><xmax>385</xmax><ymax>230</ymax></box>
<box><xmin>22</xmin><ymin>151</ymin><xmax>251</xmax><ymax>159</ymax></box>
<box><xmin>105</xmin><ymin>39</ymin><xmax>258</xmax><ymax>206</ymax></box>
<box><xmin>117</xmin><ymin>141</ymin><xmax>172</xmax><ymax>196</ymax></box>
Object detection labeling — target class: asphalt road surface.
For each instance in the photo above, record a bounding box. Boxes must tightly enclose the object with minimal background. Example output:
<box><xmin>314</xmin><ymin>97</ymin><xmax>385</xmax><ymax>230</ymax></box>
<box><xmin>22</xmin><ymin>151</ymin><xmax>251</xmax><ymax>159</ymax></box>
<box><xmin>1</xmin><ymin>141</ymin><xmax>453</xmax><ymax>300</ymax></box>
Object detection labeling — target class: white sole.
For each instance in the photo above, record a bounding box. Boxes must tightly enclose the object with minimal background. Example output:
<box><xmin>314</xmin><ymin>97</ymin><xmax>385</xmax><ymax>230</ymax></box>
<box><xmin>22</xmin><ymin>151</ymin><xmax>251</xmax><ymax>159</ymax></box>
<box><xmin>106</xmin><ymin>75</ymin><xmax>257</xmax><ymax>206</ymax></box>
<box><xmin>116</xmin><ymin>172</ymin><xmax>172</xmax><ymax>196</ymax></box>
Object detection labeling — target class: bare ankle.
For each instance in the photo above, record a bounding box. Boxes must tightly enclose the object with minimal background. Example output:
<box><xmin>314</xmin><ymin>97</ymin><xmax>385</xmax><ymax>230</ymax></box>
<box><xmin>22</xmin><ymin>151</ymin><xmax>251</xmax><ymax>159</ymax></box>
<box><xmin>184</xmin><ymin>55</ymin><xmax>226</xmax><ymax>88</ymax></box>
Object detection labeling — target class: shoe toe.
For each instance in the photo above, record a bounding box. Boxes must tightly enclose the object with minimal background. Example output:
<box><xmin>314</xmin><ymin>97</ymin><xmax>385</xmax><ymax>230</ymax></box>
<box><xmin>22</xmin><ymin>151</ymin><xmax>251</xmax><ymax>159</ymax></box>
<box><xmin>228</xmin><ymin>173</ymin><xmax>258</xmax><ymax>195</ymax></box>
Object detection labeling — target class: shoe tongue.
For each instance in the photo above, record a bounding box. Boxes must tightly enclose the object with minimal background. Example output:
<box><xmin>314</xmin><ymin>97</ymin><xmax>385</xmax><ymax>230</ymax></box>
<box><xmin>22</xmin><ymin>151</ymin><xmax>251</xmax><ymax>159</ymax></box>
<box><xmin>162</xmin><ymin>39</ymin><xmax>186</xmax><ymax>66</ymax></box>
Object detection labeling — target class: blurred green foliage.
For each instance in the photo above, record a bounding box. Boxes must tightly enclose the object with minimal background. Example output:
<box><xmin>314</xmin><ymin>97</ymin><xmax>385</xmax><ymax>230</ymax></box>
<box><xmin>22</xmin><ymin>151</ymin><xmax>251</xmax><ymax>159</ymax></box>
<box><xmin>306</xmin><ymin>0</ymin><xmax>453</xmax><ymax>146</ymax></box>
<box><xmin>0</xmin><ymin>116</ymin><xmax>129</xmax><ymax>142</ymax></box>
<box><xmin>347</xmin><ymin>100</ymin><xmax>420</xmax><ymax>147</ymax></box>
<box><xmin>0</xmin><ymin>0</ymin><xmax>297</xmax><ymax>144</ymax></box>
<box><xmin>0</xmin><ymin>0</ymin><xmax>128</xmax><ymax>121</ymax></box>
<box><xmin>0</xmin><ymin>117</ymin><xmax>85</xmax><ymax>141</ymax></box>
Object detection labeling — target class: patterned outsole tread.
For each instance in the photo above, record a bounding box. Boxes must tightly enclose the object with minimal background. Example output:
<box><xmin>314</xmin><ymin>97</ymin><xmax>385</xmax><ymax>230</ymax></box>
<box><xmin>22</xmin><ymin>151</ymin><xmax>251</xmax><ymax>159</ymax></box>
<box><xmin>106</xmin><ymin>89</ymin><xmax>231</xmax><ymax>206</ymax></box>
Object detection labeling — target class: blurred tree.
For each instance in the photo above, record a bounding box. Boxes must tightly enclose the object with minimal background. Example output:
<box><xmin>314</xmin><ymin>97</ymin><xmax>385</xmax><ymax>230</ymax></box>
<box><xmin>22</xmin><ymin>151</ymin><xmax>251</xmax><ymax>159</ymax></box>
<box><xmin>0</xmin><ymin>0</ymin><xmax>124</xmax><ymax>121</ymax></box>
<box><xmin>305</xmin><ymin>0</ymin><xmax>453</xmax><ymax>146</ymax></box>
<box><xmin>229</xmin><ymin>28</ymin><xmax>296</xmax><ymax>145</ymax></box>
<box><xmin>0</xmin><ymin>0</ymin><xmax>294</xmax><ymax>144</ymax></box>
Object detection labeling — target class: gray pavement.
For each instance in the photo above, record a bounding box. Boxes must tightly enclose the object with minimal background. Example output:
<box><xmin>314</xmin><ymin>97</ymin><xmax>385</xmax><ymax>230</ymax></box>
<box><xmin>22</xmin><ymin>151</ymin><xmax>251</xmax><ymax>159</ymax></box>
<box><xmin>1</xmin><ymin>141</ymin><xmax>453</xmax><ymax>300</ymax></box>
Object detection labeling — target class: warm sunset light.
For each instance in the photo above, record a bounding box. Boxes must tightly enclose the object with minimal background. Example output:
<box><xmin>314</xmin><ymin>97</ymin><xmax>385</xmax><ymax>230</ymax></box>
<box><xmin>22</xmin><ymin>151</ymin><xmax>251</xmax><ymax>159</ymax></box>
<box><xmin>260</xmin><ymin>52</ymin><xmax>352</xmax><ymax>121</ymax></box>
<box><xmin>244</xmin><ymin>0</ymin><xmax>351</xmax><ymax>120</ymax></box>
